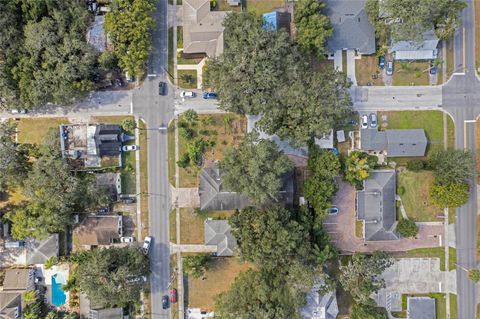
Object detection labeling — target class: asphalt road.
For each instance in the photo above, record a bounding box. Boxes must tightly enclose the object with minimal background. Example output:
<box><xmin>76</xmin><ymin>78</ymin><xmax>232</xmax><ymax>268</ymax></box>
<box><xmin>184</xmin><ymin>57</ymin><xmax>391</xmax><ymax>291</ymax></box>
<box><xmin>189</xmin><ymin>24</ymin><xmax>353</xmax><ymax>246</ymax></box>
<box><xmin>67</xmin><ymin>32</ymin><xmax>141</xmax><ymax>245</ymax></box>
<box><xmin>132</xmin><ymin>0</ymin><xmax>174</xmax><ymax>318</ymax></box>
<box><xmin>442</xmin><ymin>0</ymin><xmax>480</xmax><ymax>317</ymax></box>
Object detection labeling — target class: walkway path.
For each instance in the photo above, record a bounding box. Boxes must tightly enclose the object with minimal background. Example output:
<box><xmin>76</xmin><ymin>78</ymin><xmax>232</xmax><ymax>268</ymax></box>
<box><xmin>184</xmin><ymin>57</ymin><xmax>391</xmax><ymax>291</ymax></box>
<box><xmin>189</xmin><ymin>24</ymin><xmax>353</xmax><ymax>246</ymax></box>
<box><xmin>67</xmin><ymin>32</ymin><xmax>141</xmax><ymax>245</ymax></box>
<box><xmin>333</xmin><ymin>50</ymin><xmax>343</xmax><ymax>71</ymax></box>
<box><xmin>170</xmin><ymin>244</ymin><xmax>217</xmax><ymax>254</ymax></box>
<box><xmin>346</xmin><ymin>49</ymin><xmax>357</xmax><ymax>86</ymax></box>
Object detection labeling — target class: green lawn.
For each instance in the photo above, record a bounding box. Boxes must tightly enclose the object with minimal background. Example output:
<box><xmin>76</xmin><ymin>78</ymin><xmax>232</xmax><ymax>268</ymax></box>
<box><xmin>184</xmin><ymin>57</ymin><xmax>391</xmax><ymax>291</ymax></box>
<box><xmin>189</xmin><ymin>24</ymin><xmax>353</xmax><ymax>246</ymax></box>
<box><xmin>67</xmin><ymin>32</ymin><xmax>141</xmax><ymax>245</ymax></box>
<box><xmin>177</xmin><ymin>51</ymin><xmax>204</xmax><ymax>65</ymax></box>
<box><xmin>214</xmin><ymin>0</ymin><xmax>242</xmax><ymax>11</ymax></box>
<box><xmin>392</xmin><ymin>61</ymin><xmax>430</xmax><ymax>86</ymax></box>
<box><xmin>139</xmin><ymin>120</ymin><xmax>149</xmax><ymax>238</ymax></box>
<box><xmin>178</xmin><ymin>208</ymin><xmax>234</xmax><ymax>244</ymax></box>
<box><xmin>355</xmin><ymin>220</ymin><xmax>363</xmax><ymax>238</ymax></box>
<box><xmin>450</xmin><ymin>294</ymin><xmax>458</xmax><ymax>319</ymax></box>
<box><xmin>402</xmin><ymin>293</ymin><xmax>447</xmax><ymax>319</ymax></box>
<box><xmin>167</xmin><ymin>120</ymin><xmax>176</xmax><ymax>186</ymax></box>
<box><xmin>121</xmin><ymin>149</ymin><xmax>136</xmax><ymax>194</ymax></box>
<box><xmin>447</xmin><ymin>38</ymin><xmax>454</xmax><ymax>77</ymax></box>
<box><xmin>177</xmin><ymin>26</ymin><xmax>183</xmax><ymax>49</ymax></box>
<box><xmin>378</xmin><ymin>110</ymin><xmax>454</xmax><ymax>158</ymax></box>
<box><xmin>244</xmin><ymin>0</ymin><xmax>284</xmax><ymax>15</ymax></box>
<box><xmin>398</xmin><ymin>170</ymin><xmax>442</xmax><ymax>222</ymax></box>
<box><xmin>355</xmin><ymin>55</ymin><xmax>384</xmax><ymax>86</ymax></box>
<box><xmin>178</xmin><ymin>69</ymin><xmax>197</xmax><ymax>89</ymax></box>
<box><xmin>14</xmin><ymin>117</ymin><xmax>69</xmax><ymax>145</ymax></box>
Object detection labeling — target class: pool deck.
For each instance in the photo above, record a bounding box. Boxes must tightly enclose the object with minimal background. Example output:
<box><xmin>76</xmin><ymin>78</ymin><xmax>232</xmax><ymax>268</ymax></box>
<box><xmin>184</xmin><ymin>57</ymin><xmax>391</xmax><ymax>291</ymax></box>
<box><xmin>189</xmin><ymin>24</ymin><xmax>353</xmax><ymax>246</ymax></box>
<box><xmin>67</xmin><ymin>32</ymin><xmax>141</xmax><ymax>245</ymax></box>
<box><xmin>35</xmin><ymin>263</ymin><xmax>70</xmax><ymax>308</ymax></box>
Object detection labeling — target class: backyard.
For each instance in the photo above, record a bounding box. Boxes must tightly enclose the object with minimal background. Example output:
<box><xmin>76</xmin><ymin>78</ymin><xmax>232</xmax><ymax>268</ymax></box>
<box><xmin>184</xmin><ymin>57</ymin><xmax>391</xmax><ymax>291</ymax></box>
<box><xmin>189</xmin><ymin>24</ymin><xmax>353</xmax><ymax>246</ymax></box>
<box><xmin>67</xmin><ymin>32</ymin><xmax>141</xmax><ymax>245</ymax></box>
<box><xmin>168</xmin><ymin>113</ymin><xmax>247</xmax><ymax>188</ymax></box>
<box><xmin>14</xmin><ymin>117</ymin><xmax>69</xmax><ymax>144</ymax></box>
<box><xmin>392</xmin><ymin>61</ymin><xmax>430</xmax><ymax>86</ymax></box>
<box><xmin>355</xmin><ymin>55</ymin><xmax>384</xmax><ymax>86</ymax></box>
<box><xmin>213</xmin><ymin>0</ymin><xmax>242</xmax><ymax>12</ymax></box>
<box><xmin>378</xmin><ymin>110</ymin><xmax>455</xmax><ymax>158</ymax></box>
<box><xmin>397</xmin><ymin>170</ymin><xmax>442</xmax><ymax>222</ymax></box>
<box><xmin>244</xmin><ymin>0</ymin><xmax>284</xmax><ymax>15</ymax></box>
<box><xmin>187</xmin><ymin>257</ymin><xmax>253</xmax><ymax>310</ymax></box>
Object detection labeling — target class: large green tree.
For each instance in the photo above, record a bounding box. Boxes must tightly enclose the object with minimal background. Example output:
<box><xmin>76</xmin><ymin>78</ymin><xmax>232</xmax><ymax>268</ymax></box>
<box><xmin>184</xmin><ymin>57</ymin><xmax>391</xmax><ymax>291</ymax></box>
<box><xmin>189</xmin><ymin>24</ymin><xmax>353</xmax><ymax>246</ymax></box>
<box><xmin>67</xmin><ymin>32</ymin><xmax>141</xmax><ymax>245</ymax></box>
<box><xmin>0</xmin><ymin>122</ymin><xmax>29</xmax><ymax>191</ymax></box>
<box><xmin>343</xmin><ymin>151</ymin><xmax>377</xmax><ymax>189</ymax></box>
<box><xmin>304</xmin><ymin>148</ymin><xmax>340</xmax><ymax>214</ymax></box>
<box><xmin>204</xmin><ymin>12</ymin><xmax>352</xmax><ymax>146</ymax></box>
<box><xmin>430</xmin><ymin>150</ymin><xmax>474</xmax><ymax>185</ymax></box>
<box><xmin>339</xmin><ymin>252</ymin><xmax>393</xmax><ymax>305</ymax></box>
<box><xmin>430</xmin><ymin>182</ymin><xmax>469</xmax><ymax>208</ymax></box>
<box><xmin>379</xmin><ymin>0</ymin><xmax>466</xmax><ymax>41</ymax></box>
<box><xmin>231</xmin><ymin>205</ymin><xmax>312</xmax><ymax>269</ymax></box>
<box><xmin>219</xmin><ymin>133</ymin><xmax>294</xmax><ymax>204</ymax></box>
<box><xmin>215</xmin><ymin>269</ymin><xmax>302</xmax><ymax>319</ymax></box>
<box><xmin>75</xmin><ymin>247</ymin><xmax>149</xmax><ymax>308</ymax></box>
<box><xmin>105</xmin><ymin>0</ymin><xmax>155</xmax><ymax>78</ymax></box>
<box><xmin>294</xmin><ymin>0</ymin><xmax>332</xmax><ymax>57</ymax></box>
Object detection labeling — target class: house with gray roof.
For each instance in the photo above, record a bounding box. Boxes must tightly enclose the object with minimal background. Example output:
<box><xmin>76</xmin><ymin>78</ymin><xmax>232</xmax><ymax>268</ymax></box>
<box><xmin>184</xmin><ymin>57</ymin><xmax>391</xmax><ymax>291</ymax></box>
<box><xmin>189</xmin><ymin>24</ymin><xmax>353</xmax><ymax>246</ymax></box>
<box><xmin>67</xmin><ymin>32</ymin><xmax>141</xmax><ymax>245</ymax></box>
<box><xmin>301</xmin><ymin>286</ymin><xmax>339</xmax><ymax>319</ymax></box>
<box><xmin>356</xmin><ymin>170</ymin><xmax>399</xmax><ymax>241</ymax></box>
<box><xmin>183</xmin><ymin>0</ymin><xmax>226</xmax><ymax>57</ymax></box>
<box><xmin>407</xmin><ymin>296</ymin><xmax>436</xmax><ymax>319</ymax></box>
<box><xmin>361</xmin><ymin>129</ymin><xmax>427</xmax><ymax>157</ymax></box>
<box><xmin>390</xmin><ymin>30</ymin><xmax>439</xmax><ymax>60</ymax></box>
<box><xmin>324</xmin><ymin>0</ymin><xmax>376</xmax><ymax>55</ymax></box>
<box><xmin>199</xmin><ymin>165</ymin><xmax>294</xmax><ymax>211</ymax></box>
<box><xmin>0</xmin><ymin>268</ymin><xmax>35</xmax><ymax>319</ymax></box>
<box><xmin>204</xmin><ymin>219</ymin><xmax>237</xmax><ymax>256</ymax></box>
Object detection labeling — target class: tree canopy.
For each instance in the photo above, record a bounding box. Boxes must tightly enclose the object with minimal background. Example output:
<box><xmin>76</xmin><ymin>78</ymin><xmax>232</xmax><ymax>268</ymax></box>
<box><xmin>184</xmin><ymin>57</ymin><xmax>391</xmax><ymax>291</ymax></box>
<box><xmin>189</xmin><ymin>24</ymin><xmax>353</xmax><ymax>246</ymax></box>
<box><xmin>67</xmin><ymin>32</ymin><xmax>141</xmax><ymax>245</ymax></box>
<box><xmin>430</xmin><ymin>150</ymin><xmax>474</xmax><ymax>185</ymax></box>
<box><xmin>0</xmin><ymin>0</ymin><xmax>98</xmax><ymax>109</ymax></box>
<box><xmin>343</xmin><ymin>151</ymin><xmax>377</xmax><ymax>189</ymax></box>
<box><xmin>75</xmin><ymin>247</ymin><xmax>149</xmax><ymax>308</ymax></box>
<box><xmin>204</xmin><ymin>12</ymin><xmax>352</xmax><ymax>146</ymax></box>
<box><xmin>376</xmin><ymin>0</ymin><xmax>467</xmax><ymax>41</ymax></box>
<box><xmin>396</xmin><ymin>218</ymin><xmax>418</xmax><ymax>238</ymax></box>
<box><xmin>219</xmin><ymin>133</ymin><xmax>294</xmax><ymax>204</ymax></box>
<box><xmin>294</xmin><ymin>0</ymin><xmax>333</xmax><ymax>57</ymax></box>
<box><xmin>430</xmin><ymin>182</ymin><xmax>469</xmax><ymax>208</ymax></box>
<box><xmin>339</xmin><ymin>252</ymin><xmax>393</xmax><ymax>305</ymax></box>
<box><xmin>105</xmin><ymin>0</ymin><xmax>155</xmax><ymax>78</ymax></box>
<box><xmin>0</xmin><ymin>121</ymin><xmax>29</xmax><ymax>191</ymax></box>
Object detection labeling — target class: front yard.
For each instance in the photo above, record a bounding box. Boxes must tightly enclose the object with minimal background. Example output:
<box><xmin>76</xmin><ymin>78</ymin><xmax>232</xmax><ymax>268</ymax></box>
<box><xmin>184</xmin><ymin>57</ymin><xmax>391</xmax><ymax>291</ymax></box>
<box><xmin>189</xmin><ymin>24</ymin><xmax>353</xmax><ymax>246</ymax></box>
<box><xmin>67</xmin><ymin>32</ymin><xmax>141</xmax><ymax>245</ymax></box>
<box><xmin>14</xmin><ymin>117</ymin><xmax>69</xmax><ymax>144</ymax></box>
<box><xmin>397</xmin><ymin>171</ymin><xmax>442</xmax><ymax>222</ymax></box>
<box><xmin>378</xmin><ymin>110</ymin><xmax>454</xmax><ymax>158</ymax></box>
<box><xmin>178</xmin><ymin>69</ymin><xmax>198</xmax><ymax>89</ymax></box>
<box><xmin>187</xmin><ymin>257</ymin><xmax>253</xmax><ymax>310</ymax></box>
<box><xmin>392</xmin><ymin>61</ymin><xmax>430</xmax><ymax>86</ymax></box>
<box><xmin>168</xmin><ymin>113</ymin><xmax>247</xmax><ymax>188</ymax></box>
<box><xmin>244</xmin><ymin>0</ymin><xmax>284</xmax><ymax>15</ymax></box>
<box><xmin>176</xmin><ymin>208</ymin><xmax>234</xmax><ymax>244</ymax></box>
<box><xmin>355</xmin><ymin>55</ymin><xmax>384</xmax><ymax>86</ymax></box>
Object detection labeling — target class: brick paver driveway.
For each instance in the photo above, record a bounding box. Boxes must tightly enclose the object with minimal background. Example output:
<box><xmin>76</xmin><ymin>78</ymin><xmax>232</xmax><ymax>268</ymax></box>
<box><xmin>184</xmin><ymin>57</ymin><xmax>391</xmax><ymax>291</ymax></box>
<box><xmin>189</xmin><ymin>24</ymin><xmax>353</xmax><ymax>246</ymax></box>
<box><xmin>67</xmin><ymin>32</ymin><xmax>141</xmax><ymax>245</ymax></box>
<box><xmin>324</xmin><ymin>180</ymin><xmax>444</xmax><ymax>253</ymax></box>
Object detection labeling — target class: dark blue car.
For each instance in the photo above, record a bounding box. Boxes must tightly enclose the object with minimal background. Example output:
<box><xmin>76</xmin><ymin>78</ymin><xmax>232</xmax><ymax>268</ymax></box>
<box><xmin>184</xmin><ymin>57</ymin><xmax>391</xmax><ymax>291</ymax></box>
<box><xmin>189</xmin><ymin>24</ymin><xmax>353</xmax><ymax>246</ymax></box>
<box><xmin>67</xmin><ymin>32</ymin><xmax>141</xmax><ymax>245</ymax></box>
<box><xmin>162</xmin><ymin>295</ymin><xmax>169</xmax><ymax>309</ymax></box>
<box><xmin>378</xmin><ymin>56</ymin><xmax>385</xmax><ymax>69</ymax></box>
<box><xmin>203</xmin><ymin>92</ymin><xmax>218</xmax><ymax>99</ymax></box>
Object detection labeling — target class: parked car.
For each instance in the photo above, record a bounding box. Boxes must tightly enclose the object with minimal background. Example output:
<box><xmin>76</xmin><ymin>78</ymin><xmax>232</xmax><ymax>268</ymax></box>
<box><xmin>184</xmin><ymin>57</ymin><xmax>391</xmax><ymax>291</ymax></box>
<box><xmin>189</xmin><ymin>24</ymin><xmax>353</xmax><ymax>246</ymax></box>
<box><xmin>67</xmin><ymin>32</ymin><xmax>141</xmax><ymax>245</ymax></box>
<box><xmin>378</xmin><ymin>56</ymin><xmax>385</xmax><ymax>69</ymax></box>
<box><xmin>122</xmin><ymin>145</ymin><xmax>138</xmax><ymax>152</ymax></box>
<box><xmin>170</xmin><ymin>288</ymin><xmax>178</xmax><ymax>303</ymax></box>
<box><xmin>430</xmin><ymin>62</ymin><xmax>437</xmax><ymax>75</ymax></box>
<box><xmin>162</xmin><ymin>295</ymin><xmax>169</xmax><ymax>309</ymax></box>
<box><xmin>121</xmin><ymin>237</ymin><xmax>134</xmax><ymax>243</ymax></box>
<box><xmin>98</xmin><ymin>207</ymin><xmax>109</xmax><ymax>213</ymax></box>
<box><xmin>122</xmin><ymin>198</ymin><xmax>136</xmax><ymax>204</ymax></box>
<box><xmin>142</xmin><ymin>236</ymin><xmax>152</xmax><ymax>255</ymax></box>
<box><xmin>326</xmin><ymin>207</ymin><xmax>339</xmax><ymax>215</ymax></box>
<box><xmin>180</xmin><ymin>91</ymin><xmax>196</xmax><ymax>98</ymax></box>
<box><xmin>370</xmin><ymin>113</ymin><xmax>377</xmax><ymax>128</ymax></box>
<box><xmin>159</xmin><ymin>81</ymin><xmax>167</xmax><ymax>96</ymax></box>
<box><xmin>386</xmin><ymin>61</ymin><xmax>394</xmax><ymax>75</ymax></box>
<box><xmin>361</xmin><ymin>115</ymin><xmax>369</xmax><ymax>129</ymax></box>
<box><xmin>202</xmin><ymin>92</ymin><xmax>218</xmax><ymax>99</ymax></box>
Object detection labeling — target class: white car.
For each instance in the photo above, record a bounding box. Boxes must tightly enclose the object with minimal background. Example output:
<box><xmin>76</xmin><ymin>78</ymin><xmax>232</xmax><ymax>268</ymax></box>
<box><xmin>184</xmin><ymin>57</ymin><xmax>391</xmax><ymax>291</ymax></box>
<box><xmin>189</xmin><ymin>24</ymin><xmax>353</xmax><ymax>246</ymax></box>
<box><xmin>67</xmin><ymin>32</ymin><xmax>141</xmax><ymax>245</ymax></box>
<box><xmin>142</xmin><ymin>236</ymin><xmax>152</xmax><ymax>255</ymax></box>
<box><xmin>121</xmin><ymin>237</ymin><xmax>134</xmax><ymax>243</ymax></box>
<box><xmin>122</xmin><ymin>145</ymin><xmax>138</xmax><ymax>152</ymax></box>
<box><xmin>361</xmin><ymin>115</ymin><xmax>369</xmax><ymax>129</ymax></box>
<box><xmin>180</xmin><ymin>91</ymin><xmax>196</xmax><ymax>98</ymax></box>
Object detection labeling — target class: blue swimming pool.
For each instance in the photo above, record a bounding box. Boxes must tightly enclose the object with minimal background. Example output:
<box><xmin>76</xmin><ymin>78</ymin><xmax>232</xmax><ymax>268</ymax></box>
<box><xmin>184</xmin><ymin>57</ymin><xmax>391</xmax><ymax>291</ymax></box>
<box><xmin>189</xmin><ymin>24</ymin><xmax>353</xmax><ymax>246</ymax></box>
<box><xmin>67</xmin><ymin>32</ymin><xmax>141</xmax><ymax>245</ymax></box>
<box><xmin>51</xmin><ymin>273</ymin><xmax>66</xmax><ymax>307</ymax></box>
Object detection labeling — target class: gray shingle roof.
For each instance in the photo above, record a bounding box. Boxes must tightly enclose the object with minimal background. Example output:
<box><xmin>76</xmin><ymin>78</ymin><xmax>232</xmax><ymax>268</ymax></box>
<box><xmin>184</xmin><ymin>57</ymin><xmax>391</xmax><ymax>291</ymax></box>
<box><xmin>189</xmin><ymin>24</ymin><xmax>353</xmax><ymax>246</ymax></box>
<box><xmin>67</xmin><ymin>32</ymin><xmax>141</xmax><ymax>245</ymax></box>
<box><xmin>386</xmin><ymin>129</ymin><xmax>427</xmax><ymax>157</ymax></box>
<box><xmin>204</xmin><ymin>220</ymin><xmax>237</xmax><ymax>256</ymax></box>
<box><xmin>361</xmin><ymin>129</ymin><xmax>427</xmax><ymax>157</ymax></box>
<box><xmin>391</xmin><ymin>30</ymin><xmax>439</xmax><ymax>60</ymax></box>
<box><xmin>26</xmin><ymin>234</ymin><xmax>59</xmax><ymax>265</ymax></box>
<box><xmin>356</xmin><ymin>170</ymin><xmax>399</xmax><ymax>241</ymax></box>
<box><xmin>89</xmin><ymin>307</ymin><xmax>123</xmax><ymax>319</ymax></box>
<box><xmin>0</xmin><ymin>293</ymin><xmax>21</xmax><ymax>319</ymax></box>
<box><xmin>325</xmin><ymin>0</ymin><xmax>376</xmax><ymax>54</ymax></box>
<box><xmin>407</xmin><ymin>297</ymin><xmax>436</xmax><ymax>319</ymax></box>
<box><xmin>199</xmin><ymin>166</ymin><xmax>250</xmax><ymax>211</ymax></box>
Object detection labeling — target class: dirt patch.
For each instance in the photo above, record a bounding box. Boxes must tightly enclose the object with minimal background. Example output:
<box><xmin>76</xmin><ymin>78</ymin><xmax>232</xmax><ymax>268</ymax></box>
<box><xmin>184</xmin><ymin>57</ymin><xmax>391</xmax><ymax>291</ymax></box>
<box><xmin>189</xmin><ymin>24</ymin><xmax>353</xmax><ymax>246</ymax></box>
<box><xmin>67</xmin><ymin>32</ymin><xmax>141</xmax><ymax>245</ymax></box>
<box><xmin>355</xmin><ymin>55</ymin><xmax>384</xmax><ymax>86</ymax></box>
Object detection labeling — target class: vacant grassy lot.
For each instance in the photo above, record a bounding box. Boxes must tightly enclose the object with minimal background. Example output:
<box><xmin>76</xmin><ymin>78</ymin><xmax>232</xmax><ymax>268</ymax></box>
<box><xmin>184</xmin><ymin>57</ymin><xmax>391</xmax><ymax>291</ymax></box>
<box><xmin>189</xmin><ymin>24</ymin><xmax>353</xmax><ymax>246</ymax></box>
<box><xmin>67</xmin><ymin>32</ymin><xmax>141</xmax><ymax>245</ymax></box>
<box><xmin>378</xmin><ymin>110</ymin><xmax>454</xmax><ymax>158</ymax></box>
<box><xmin>169</xmin><ymin>113</ymin><xmax>246</xmax><ymax>188</ymax></box>
<box><xmin>398</xmin><ymin>171</ymin><xmax>441</xmax><ymax>222</ymax></box>
<box><xmin>188</xmin><ymin>257</ymin><xmax>252</xmax><ymax>310</ymax></box>
<box><xmin>355</xmin><ymin>55</ymin><xmax>383</xmax><ymax>86</ymax></box>
<box><xmin>402</xmin><ymin>293</ymin><xmax>447</xmax><ymax>319</ymax></box>
<box><xmin>244</xmin><ymin>0</ymin><xmax>284</xmax><ymax>15</ymax></box>
<box><xmin>178</xmin><ymin>208</ymin><xmax>234</xmax><ymax>244</ymax></box>
<box><xmin>392</xmin><ymin>61</ymin><xmax>430</xmax><ymax>86</ymax></box>
<box><xmin>178</xmin><ymin>70</ymin><xmax>197</xmax><ymax>89</ymax></box>
<box><xmin>14</xmin><ymin>117</ymin><xmax>69</xmax><ymax>144</ymax></box>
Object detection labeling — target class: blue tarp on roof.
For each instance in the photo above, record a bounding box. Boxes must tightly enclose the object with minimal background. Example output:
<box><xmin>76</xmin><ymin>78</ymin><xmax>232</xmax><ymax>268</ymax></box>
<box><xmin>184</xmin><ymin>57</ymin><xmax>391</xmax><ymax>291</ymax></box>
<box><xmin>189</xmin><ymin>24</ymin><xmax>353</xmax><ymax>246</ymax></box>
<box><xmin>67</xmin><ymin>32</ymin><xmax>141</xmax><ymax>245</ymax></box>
<box><xmin>263</xmin><ymin>11</ymin><xmax>279</xmax><ymax>31</ymax></box>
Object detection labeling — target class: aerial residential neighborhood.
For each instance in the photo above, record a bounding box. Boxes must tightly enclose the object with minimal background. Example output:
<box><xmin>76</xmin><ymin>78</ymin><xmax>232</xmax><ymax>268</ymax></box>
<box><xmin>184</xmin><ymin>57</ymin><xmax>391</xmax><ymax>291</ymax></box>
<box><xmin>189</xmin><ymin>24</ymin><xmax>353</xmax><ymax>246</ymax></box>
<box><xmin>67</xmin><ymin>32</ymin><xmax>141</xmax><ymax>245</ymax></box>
<box><xmin>1</xmin><ymin>0</ymin><xmax>480</xmax><ymax>319</ymax></box>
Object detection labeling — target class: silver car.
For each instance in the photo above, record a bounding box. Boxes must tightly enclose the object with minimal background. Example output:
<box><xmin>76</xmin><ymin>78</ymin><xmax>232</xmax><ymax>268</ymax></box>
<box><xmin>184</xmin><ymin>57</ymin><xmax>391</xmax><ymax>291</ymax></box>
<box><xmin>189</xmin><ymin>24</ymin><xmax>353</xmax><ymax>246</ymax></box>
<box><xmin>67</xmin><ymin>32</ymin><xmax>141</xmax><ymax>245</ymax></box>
<box><xmin>370</xmin><ymin>113</ymin><xmax>377</xmax><ymax>128</ymax></box>
<box><xmin>361</xmin><ymin>115</ymin><xmax>369</xmax><ymax>129</ymax></box>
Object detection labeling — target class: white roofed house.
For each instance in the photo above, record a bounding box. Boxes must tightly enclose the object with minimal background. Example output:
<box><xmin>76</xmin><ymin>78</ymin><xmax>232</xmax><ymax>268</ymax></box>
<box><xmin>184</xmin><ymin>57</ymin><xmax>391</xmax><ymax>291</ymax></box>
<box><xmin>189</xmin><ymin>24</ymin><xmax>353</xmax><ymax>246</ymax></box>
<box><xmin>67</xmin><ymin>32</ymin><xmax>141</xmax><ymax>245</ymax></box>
<box><xmin>390</xmin><ymin>30</ymin><xmax>439</xmax><ymax>61</ymax></box>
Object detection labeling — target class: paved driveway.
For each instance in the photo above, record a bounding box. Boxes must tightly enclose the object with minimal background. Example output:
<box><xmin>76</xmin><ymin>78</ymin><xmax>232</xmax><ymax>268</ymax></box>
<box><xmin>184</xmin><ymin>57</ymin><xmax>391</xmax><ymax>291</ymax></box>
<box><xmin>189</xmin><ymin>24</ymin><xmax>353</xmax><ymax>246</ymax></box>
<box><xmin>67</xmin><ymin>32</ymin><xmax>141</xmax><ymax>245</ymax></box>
<box><xmin>324</xmin><ymin>180</ymin><xmax>444</xmax><ymax>253</ymax></box>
